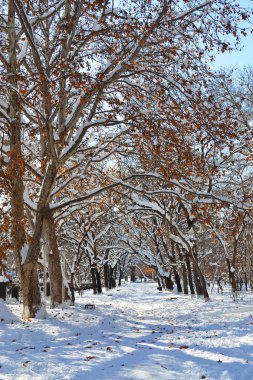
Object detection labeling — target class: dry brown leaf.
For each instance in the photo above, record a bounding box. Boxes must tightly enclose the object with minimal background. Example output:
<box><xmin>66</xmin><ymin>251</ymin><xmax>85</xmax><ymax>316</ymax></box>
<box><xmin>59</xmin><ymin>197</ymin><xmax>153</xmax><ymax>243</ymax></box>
<box><xmin>22</xmin><ymin>361</ymin><xmax>31</xmax><ymax>367</ymax></box>
<box><xmin>179</xmin><ymin>345</ymin><xmax>189</xmax><ymax>349</ymax></box>
<box><xmin>86</xmin><ymin>356</ymin><xmax>96</xmax><ymax>360</ymax></box>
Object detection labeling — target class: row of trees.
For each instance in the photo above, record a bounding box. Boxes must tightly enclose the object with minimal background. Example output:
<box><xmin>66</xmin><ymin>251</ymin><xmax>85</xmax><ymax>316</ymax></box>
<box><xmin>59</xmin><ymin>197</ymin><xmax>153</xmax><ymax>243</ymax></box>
<box><xmin>0</xmin><ymin>0</ymin><xmax>252</xmax><ymax>318</ymax></box>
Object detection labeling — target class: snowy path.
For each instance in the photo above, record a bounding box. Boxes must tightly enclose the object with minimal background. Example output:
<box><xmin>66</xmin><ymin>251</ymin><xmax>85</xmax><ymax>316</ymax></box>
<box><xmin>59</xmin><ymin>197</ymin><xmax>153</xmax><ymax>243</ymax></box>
<box><xmin>1</xmin><ymin>283</ymin><xmax>253</xmax><ymax>379</ymax></box>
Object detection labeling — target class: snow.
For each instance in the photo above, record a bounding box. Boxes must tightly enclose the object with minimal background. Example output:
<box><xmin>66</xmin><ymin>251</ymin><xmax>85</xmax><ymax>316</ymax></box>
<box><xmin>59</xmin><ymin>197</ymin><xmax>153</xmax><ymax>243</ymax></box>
<box><xmin>1</xmin><ymin>283</ymin><xmax>253</xmax><ymax>379</ymax></box>
<box><xmin>18</xmin><ymin>38</ymin><xmax>28</xmax><ymax>62</ymax></box>
<box><xmin>20</xmin><ymin>244</ymin><xmax>29</xmax><ymax>264</ymax></box>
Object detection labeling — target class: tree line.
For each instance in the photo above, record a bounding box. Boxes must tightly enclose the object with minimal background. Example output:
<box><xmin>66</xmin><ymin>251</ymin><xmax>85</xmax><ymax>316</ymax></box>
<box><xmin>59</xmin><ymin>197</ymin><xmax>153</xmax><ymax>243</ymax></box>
<box><xmin>0</xmin><ymin>0</ymin><xmax>252</xmax><ymax>319</ymax></box>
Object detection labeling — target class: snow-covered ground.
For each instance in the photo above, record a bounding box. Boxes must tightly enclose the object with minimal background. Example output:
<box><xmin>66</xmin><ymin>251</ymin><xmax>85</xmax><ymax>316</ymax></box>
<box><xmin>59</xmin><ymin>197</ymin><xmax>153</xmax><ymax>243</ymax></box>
<box><xmin>1</xmin><ymin>282</ymin><xmax>253</xmax><ymax>380</ymax></box>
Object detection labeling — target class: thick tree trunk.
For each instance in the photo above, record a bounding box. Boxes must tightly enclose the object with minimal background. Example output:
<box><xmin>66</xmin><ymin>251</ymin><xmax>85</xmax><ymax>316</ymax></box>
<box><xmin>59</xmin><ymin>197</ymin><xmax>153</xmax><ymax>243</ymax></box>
<box><xmin>7</xmin><ymin>1</ymin><xmax>41</xmax><ymax>317</ymax></box>
<box><xmin>8</xmin><ymin>0</ymin><xmax>25</xmax><ymax>289</ymax></box>
<box><xmin>21</xmin><ymin>263</ymin><xmax>41</xmax><ymax>319</ymax></box>
<box><xmin>21</xmin><ymin>164</ymin><xmax>58</xmax><ymax>317</ymax></box>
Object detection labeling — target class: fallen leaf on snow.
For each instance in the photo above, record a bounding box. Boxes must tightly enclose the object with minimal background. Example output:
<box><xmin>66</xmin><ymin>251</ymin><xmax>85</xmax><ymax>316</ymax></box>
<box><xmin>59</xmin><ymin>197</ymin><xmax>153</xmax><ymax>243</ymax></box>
<box><xmin>22</xmin><ymin>361</ymin><xmax>31</xmax><ymax>367</ymax></box>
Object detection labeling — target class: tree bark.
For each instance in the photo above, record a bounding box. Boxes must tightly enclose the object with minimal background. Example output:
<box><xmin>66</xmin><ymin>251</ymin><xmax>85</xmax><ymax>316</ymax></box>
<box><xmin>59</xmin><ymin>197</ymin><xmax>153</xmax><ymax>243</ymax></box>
<box><xmin>226</xmin><ymin>258</ymin><xmax>237</xmax><ymax>292</ymax></box>
<box><xmin>91</xmin><ymin>267</ymin><xmax>97</xmax><ymax>294</ymax></box>
<box><xmin>164</xmin><ymin>274</ymin><xmax>174</xmax><ymax>290</ymax></box>
<box><xmin>177</xmin><ymin>246</ymin><xmax>188</xmax><ymax>294</ymax></box>
<box><xmin>130</xmin><ymin>266</ymin><xmax>136</xmax><ymax>282</ymax></box>
<box><xmin>47</xmin><ymin>214</ymin><xmax>63</xmax><ymax>306</ymax></box>
<box><xmin>173</xmin><ymin>270</ymin><xmax>182</xmax><ymax>293</ymax></box>
<box><xmin>70</xmin><ymin>272</ymin><xmax>75</xmax><ymax>305</ymax></box>
<box><xmin>185</xmin><ymin>253</ymin><xmax>195</xmax><ymax>295</ymax></box>
<box><xmin>7</xmin><ymin>0</ymin><xmax>25</xmax><ymax>288</ymax></box>
<box><xmin>110</xmin><ymin>266</ymin><xmax>116</xmax><ymax>288</ymax></box>
<box><xmin>21</xmin><ymin>263</ymin><xmax>41</xmax><ymax>319</ymax></box>
<box><xmin>191</xmin><ymin>249</ymin><xmax>209</xmax><ymax>300</ymax></box>
<box><xmin>192</xmin><ymin>264</ymin><xmax>203</xmax><ymax>296</ymax></box>
<box><xmin>104</xmin><ymin>262</ymin><xmax>109</xmax><ymax>290</ymax></box>
<box><xmin>95</xmin><ymin>268</ymin><xmax>102</xmax><ymax>294</ymax></box>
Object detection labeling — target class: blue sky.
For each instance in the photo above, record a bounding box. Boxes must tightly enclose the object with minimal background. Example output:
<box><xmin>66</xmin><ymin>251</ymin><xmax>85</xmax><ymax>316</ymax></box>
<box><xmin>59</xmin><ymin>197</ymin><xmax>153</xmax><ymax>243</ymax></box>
<box><xmin>213</xmin><ymin>0</ymin><xmax>253</xmax><ymax>69</ymax></box>
<box><xmin>213</xmin><ymin>31</ymin><xmax>253</xmax><ymax>69</ymax></box>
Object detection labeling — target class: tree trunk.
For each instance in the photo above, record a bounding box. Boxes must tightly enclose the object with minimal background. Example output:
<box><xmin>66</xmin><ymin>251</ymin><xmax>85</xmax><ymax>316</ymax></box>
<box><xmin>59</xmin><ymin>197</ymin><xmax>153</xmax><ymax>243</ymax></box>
<box><xmin>110</xmin><ymin>266</ymin><xmax>116</xmax><ymax>288</ymax></box>
<box><xmin>7</xmin><ymin>0</ymin><xmax>25</xmax><ymax>293</ymax></box>
<box><xmin>192</xmin><ymin>265</ymin><xmax>203</xmax><ymax>296</ymax></box>
<box><xmin>104</xmin><ymin>263</ymin><xmax>109</xmax><ymax>290</ymax></box>
<box><xmin>191</xmin><ymin>251</ymin><xmax>209</xmax><ymax>300</ymax></box>
<box><xmin>91</xmin><ymin>267</ymin><xmax>97</xmax><ymax>294</ymax></box>
<box><xmin>70</xmin><ymin>272</ymin><xmax>75</xmax><ymax>305</ymax></box>
<box><xmin>48</xmin><ymin>214</ymin><xmax>63</xmax><ymax>306</ymax></box>
<box><xmin>170</xmin><ymin>247</ymin><xmax>182</xmax><ymax>293</ymax></box>
<box><xmin>173</xmin><ymin>269</ymin><xmax>182</xmax><ymax>293</ymax></box>
<box><xmin>95</xmin><ymin>268</ymin><xmax>102</xmax><ymax>294</ymax></box>
<box><xmin>43</xmin><ymin>213</ymin><xmax>63</xmax><ymax>307</ymax></box>
<box><xmin>130</xmin><ymin>266</ymin><xmax>136</xmax><ymax>282</ymax></box>
<box><xmin>164</xmin><ymin>274</ymin><xmax>174</xmax><ymax>290</ymax></box>
<box><xmin>177</xmin><ymin>247</ymin><xmax>188</xmax><ymax>294</ymax></box>
<box><xmin>226</xmin><ymin>258</ymin><xmax>237</xmax><ymax>292</ymax></box>
<box><xmin>185</xmin><ymin>253</ymin><xmax>195</xmax><ymax>295</ymax></box>
<box><xmin>21</xmin><ymin>263</ymin><xmax>41</xmax><ymax>319</ymax></box>
<box><xmin>118</xmin><ymin>268</ymin><xmax>123</xmax><ymax>286</ymax></box>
